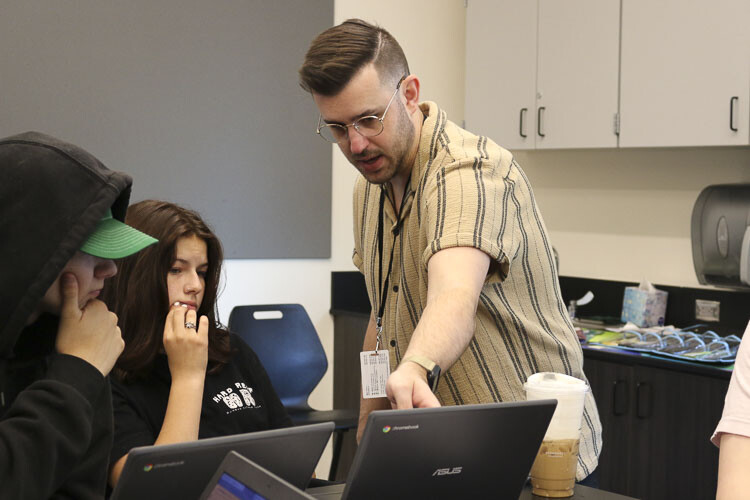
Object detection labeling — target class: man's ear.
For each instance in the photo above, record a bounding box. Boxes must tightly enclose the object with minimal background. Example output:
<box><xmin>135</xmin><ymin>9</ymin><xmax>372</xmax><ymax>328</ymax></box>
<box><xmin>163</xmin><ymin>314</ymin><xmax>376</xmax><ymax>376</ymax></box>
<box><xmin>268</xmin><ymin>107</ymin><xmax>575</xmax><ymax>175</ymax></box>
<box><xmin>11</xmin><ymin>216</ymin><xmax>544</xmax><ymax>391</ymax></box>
<box><xmin>402</xmin><ymin>75</ymin><xmax>420</xmax><ymax>111</ymax></box>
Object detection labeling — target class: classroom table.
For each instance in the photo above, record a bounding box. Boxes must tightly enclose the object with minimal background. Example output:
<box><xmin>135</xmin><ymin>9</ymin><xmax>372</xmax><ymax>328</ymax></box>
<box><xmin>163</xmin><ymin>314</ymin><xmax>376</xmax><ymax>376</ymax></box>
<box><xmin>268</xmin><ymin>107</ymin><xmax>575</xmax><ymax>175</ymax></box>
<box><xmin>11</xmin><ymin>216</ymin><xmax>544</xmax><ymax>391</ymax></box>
<box><xmin>520</xmin><ymin>483</ymin><xmax>638</xmax><ymax>499</ymax></box>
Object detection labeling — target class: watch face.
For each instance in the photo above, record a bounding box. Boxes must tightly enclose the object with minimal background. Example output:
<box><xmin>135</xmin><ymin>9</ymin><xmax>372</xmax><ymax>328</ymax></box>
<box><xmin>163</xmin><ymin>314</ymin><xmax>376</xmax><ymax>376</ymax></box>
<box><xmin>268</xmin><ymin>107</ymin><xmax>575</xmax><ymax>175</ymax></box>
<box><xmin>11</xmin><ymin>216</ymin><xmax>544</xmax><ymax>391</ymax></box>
<box><xmin>427</xmin><ymin>366</ymin><xmax>440</xmax><ymax>393</ymax></box>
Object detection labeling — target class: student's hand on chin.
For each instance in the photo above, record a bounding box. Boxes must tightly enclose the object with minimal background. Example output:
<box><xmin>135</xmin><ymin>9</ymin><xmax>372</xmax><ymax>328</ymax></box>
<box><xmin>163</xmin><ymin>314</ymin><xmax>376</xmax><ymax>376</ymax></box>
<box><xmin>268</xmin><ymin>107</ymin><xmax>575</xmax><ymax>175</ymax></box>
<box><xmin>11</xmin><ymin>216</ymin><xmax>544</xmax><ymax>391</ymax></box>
<box><xmin>162</xmin><ymin>303</ymin><xmax>209</xmax><ymax>381</ymax></box>
<box><xmin>56</xmin><ymin>273</ymin><xmax>124</xmax><ymax>376</ymax></box>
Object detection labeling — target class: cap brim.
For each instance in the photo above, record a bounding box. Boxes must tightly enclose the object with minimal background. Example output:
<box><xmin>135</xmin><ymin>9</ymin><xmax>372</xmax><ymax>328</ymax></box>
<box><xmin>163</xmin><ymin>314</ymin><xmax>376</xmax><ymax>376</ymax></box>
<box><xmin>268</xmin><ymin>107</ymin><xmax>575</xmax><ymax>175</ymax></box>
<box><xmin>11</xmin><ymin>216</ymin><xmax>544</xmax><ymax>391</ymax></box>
<box><xmin>79</xmin><ymin>217</ymin><xmax>158</xmax><ymax>259</ymax></box>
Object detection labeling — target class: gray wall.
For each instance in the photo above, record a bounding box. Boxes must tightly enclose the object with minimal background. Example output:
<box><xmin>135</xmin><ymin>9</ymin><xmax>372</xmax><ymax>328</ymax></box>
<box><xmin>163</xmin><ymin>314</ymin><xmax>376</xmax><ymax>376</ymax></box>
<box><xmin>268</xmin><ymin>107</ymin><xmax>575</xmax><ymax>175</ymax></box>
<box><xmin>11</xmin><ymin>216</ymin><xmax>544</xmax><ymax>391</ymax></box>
<box><xmin>0</xmin><ymin>0</ymin><xmax>333</xmax><ymax>258</ymax></box>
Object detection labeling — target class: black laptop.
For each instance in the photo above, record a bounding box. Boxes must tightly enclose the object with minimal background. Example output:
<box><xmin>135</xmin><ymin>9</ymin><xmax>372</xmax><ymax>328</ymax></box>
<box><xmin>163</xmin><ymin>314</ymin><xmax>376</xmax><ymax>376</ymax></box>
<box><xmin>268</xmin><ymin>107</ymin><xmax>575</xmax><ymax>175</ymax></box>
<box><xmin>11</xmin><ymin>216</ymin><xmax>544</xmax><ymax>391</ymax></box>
<box><xmin>307</xmin><ymin>401</ymin><xmax>556</xmax><ymax>500</ymax></box>
<box><xmin>111</xmin><ymin>422</ymin><xmax>333</xmax><ymax>500</ymax></box>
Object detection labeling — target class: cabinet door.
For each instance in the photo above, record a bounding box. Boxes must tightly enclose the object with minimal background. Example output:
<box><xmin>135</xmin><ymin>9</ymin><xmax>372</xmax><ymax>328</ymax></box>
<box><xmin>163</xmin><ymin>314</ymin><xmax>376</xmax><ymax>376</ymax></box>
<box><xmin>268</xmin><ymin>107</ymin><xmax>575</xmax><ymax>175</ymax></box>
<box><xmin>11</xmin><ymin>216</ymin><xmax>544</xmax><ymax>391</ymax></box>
<box><xmin>632</xmin><ymin>366</ymin><xmax>728</xmax><ymax>500</ymax></box>
<box><xmin>620</xmin><ymin>0</ymin><xmax>750</xmax><ymax>147</ymax></box>
<box><xmin>536</xmin><ymin>0</ymin><xmax>621</xmax><ymax>149</ymax></box>
<box><xmin>465</xmin><ymin>0</ymin><xmax>538</xmax><ymax>150</ymax></box>
<box><xmin>584</xmin><ymin>357</ymin><xmax>637</xmax><ymax>497</ymax></box>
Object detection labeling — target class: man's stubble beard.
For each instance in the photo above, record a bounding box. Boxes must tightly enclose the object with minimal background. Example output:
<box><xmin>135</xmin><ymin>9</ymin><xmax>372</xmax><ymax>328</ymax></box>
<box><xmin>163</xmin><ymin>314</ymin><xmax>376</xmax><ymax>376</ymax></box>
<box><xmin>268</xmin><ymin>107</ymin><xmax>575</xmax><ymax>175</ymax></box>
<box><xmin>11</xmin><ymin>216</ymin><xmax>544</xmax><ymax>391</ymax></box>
<box><xmin>367</xmin><ymin>102</ymin><xmax>416</xmax><ymax>186</ymax></box>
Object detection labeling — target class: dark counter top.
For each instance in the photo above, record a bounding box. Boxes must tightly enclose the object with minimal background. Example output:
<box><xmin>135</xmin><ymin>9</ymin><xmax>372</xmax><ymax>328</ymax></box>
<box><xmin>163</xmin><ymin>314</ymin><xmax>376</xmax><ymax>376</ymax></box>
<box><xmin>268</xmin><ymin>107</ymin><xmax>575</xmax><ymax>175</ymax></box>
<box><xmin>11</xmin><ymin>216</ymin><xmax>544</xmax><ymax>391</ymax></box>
<box><xmin>331</xmin><ymin>271</ymin><xmax>738</xmax><ymax>380</ymax></box>
<box><xmin>582</xmin><ymin>343</ymin><xmax>732</xmax><ymax>379</ymax></box>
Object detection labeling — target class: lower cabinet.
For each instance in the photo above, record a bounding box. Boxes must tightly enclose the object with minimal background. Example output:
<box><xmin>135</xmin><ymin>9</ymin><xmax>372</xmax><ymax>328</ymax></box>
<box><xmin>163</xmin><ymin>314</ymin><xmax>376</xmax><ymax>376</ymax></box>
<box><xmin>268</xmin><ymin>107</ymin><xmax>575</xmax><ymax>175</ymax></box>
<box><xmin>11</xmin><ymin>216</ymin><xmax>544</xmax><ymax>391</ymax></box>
<box><xmin>584</xmin><ymin>355</ymin><xmax>729</xmax><ymax>500</ymax></box>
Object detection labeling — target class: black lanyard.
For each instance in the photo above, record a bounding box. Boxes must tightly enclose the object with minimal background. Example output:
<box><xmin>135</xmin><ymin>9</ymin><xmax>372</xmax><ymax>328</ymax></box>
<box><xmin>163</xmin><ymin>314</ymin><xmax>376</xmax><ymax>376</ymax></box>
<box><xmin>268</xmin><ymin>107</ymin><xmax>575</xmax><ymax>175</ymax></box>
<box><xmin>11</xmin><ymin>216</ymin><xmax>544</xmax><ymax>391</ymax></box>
<box><xmin>375</xmin><ymin>184</ymin><xmax>407</xmax><ymax>349</ymax></box>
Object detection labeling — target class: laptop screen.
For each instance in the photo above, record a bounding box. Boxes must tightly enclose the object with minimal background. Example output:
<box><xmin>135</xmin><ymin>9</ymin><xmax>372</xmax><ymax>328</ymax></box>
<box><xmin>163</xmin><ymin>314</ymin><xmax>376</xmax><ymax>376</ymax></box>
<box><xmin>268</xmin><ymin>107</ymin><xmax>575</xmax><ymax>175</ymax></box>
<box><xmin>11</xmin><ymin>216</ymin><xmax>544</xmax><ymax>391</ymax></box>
<box><xmin>205</xmin><ymin>472</ymin><xmax>268</xmax><ymax>500</ymax></box>
<box><xmin>200</xmin><ymin>450</ymin><xmax>316</xmax><ymax>500</ymax></box>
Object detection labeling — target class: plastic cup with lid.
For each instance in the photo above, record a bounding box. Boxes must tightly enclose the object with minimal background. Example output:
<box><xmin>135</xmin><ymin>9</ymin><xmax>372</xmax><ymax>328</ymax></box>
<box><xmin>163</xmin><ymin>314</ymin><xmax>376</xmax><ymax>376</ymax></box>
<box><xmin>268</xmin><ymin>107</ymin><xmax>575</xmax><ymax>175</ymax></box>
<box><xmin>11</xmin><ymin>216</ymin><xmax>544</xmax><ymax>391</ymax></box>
<box><xmin>524</xmin><ymin>372</ymin><xmax>589</xmax><ymax>498</ymax></box>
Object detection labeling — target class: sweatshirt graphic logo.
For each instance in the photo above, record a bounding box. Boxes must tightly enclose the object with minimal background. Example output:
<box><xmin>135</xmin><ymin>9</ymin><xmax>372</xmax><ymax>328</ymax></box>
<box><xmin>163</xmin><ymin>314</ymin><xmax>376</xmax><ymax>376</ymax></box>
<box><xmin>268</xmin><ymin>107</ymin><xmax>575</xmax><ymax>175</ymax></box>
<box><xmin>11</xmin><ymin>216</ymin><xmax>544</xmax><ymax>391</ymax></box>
<box><xmin>212</xmin><ymin>382</ymin><xmax>261</xmax><ymax>414</ymax></box>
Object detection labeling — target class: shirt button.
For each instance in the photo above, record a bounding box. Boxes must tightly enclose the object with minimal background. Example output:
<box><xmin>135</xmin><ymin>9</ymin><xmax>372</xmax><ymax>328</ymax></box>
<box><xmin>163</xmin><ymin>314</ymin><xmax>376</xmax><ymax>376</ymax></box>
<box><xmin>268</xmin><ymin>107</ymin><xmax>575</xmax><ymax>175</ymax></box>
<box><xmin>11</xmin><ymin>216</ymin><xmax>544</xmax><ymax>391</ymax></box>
<box><xmin>390</xmin><ymin>339</ymin><xmax>396</xmax><ymax>347</ymax></box>
<box><xmin>393</xmin><ymin>227</ymin><xmax>400</xmax><ymax>236</ymax></box>
<box><xmin>392</xmin><ymin>285</ymin><xmax>399</xmax><ymax>292</ymax></box>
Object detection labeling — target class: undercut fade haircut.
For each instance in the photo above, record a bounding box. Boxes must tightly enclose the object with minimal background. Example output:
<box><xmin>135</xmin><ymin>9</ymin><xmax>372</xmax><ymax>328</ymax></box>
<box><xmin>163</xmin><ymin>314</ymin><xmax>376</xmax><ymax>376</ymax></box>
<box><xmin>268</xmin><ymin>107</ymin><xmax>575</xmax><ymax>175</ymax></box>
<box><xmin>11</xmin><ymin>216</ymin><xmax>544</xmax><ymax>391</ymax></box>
<box><xmin>299</xmin><ymin>18</ymin><xmax>410</xmax><ymax>96</ymax></box>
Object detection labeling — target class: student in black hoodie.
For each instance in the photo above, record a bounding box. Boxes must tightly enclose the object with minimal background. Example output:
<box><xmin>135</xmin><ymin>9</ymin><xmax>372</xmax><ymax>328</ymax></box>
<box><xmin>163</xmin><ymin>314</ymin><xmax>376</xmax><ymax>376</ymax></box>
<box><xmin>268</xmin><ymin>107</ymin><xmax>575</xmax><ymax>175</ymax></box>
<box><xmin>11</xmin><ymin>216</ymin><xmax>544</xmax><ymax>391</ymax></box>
<box><xmin>0</xmin><ymin>131</ymin><xmax>157</xmax><ymax>499</ymax></box>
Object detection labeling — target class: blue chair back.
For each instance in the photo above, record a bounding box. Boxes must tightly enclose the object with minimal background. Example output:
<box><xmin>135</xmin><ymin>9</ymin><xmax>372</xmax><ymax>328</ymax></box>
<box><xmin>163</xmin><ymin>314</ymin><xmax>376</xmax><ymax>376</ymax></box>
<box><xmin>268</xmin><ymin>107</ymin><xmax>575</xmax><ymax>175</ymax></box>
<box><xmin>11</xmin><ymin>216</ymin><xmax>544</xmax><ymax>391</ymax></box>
<box><xmin>228</xmin><ymin>304</ymin><xmax>328</xmax><ymax>412</ymax></box>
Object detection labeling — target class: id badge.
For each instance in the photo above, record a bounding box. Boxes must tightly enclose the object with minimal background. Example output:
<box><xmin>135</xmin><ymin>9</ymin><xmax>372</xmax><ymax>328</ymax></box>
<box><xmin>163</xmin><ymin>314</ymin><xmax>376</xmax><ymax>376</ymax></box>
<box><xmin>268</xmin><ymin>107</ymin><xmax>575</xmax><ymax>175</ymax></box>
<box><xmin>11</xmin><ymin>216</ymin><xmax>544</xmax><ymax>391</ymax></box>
<box><xmin>360</xmin><ymin>350</ymin><xmax>390</xmax><ymax>399</ymax></box>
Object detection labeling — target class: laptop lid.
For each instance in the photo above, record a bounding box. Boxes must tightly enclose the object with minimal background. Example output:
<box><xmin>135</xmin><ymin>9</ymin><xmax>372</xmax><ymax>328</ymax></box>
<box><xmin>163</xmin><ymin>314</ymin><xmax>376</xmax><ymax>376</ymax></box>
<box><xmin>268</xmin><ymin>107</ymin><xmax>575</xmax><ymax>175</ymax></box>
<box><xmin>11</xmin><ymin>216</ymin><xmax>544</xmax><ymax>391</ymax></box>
<box><xmin>199</xmin><ymin>451</ymin><xmax>316</xmax><ymax>500</ymax></box>
<box><xmin>111</xmin><ymin>422</ymin><xmax>333</xmax><ymax>500</ymax></box>
<box><xmin>337</xmin><ymin>401</ymin><xmax>556</xmax><ymax>500</ymax></box>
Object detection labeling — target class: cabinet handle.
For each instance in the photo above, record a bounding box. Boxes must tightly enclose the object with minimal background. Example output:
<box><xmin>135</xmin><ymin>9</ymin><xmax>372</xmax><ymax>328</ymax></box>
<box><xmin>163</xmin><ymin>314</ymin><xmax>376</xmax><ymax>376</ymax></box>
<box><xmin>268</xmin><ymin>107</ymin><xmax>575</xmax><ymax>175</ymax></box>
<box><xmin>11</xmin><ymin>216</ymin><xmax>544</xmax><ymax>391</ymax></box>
<box><xmin>519</xmin><ymin>108</ymin><xmax>528</xmax><ymax>138</ymax></box>
<box><xmin>636</xmin><ymin>381</ymin><xmax>652</xmax><ymax>419</ymax></box>
<box><xmin>730</xmin><ymin>96</ymin><xmax>739</xmax><ymax>132</ymax></box>
<box><xmin>537</xmin><ymin>107</ymin><xmax>546</xmax><ymax>137</ymax></box>
<box><xmin>612</xmin><ymin>379</ymin><xmax>629</xmax><ymax>416</ymax></box>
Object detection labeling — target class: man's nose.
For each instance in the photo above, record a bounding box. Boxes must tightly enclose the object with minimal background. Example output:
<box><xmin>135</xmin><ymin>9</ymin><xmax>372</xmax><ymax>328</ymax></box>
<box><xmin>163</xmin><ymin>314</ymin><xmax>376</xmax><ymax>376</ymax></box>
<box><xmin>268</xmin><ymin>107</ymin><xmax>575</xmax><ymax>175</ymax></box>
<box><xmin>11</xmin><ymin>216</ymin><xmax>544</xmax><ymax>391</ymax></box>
<box><xmin>348</xmin><ymin>128</ymin><xmax>369</xmax><ymax>154</ymax></box>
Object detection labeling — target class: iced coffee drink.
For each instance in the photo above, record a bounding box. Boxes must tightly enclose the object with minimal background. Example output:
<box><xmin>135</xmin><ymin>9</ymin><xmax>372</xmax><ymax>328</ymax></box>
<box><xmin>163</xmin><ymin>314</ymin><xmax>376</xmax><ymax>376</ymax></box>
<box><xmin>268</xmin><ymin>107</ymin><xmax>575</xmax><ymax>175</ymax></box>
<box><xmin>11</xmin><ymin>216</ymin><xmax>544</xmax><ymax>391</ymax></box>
<box><xmin>529</xmin><ymin>438</ymin><xmax>580</xmax><ymax>497</ymax></box>
<box><xmin>524</xmin><ymin>372</ymin><xmax>589</xmax><ymax>498</ymax></box>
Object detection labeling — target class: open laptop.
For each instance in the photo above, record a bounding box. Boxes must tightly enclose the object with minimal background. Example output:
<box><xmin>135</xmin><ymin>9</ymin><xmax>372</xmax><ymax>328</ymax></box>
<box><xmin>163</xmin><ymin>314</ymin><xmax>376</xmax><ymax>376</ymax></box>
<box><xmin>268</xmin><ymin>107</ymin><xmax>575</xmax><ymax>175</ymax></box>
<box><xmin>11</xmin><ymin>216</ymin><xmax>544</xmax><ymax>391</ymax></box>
<box><xmin>199</xmin><ymin>450</ymin><xmax>316</xmax><ymax>500</ymax></box>
<box><xmin>111</xmin><ymin>422</ymin><xmax>333</xmax><ymax>500</ymax></box>
<box><xmin>307</xmin><ymin>401</ymin><xmax>556</xmax><ymax>500</ymax></box>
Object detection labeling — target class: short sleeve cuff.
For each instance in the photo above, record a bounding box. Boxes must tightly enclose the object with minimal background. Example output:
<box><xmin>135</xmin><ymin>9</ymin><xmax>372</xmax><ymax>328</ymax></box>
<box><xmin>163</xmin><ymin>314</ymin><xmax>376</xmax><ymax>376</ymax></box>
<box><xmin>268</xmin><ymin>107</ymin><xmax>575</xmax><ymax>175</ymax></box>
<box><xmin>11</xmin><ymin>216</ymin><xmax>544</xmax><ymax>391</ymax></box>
<box><xmin>711</xmin><ymin>416</ymin><xmax>750</xmax><ymax>447</ymax></box>
<box><xmin>353</xmin><ymin>248</ymin><xmax>364</xmax><ymax>272</ymax></box>
<box><xmin>422</xmin><ymin>233</ymin><xmax>509</xmax><ymax>277</ymax></box>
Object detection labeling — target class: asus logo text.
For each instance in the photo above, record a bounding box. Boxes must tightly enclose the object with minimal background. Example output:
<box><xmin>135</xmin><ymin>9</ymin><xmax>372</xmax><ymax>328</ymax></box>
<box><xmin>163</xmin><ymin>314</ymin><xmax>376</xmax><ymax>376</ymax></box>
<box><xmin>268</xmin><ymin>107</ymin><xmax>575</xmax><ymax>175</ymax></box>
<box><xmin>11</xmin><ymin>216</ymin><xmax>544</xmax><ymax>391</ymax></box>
<box><xmin>432</xmin><ymin>467</ymin><xmax>463</xmax><ymax>476</ymax></box>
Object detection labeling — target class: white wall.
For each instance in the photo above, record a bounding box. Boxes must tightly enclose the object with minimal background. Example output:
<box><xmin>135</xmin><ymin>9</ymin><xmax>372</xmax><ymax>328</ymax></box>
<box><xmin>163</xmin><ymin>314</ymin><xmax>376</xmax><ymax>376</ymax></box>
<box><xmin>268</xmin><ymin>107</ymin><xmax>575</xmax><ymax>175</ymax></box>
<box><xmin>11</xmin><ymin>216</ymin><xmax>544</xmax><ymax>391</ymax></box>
<box><xmin>516</xmin><ymin>147</ymin><xmax>750</xmax><ymax>287</ymax></box>
<box><xmin>217</xmin><ymin>0</ymin><xmax>467</xmax><ymax>476</ymax></box>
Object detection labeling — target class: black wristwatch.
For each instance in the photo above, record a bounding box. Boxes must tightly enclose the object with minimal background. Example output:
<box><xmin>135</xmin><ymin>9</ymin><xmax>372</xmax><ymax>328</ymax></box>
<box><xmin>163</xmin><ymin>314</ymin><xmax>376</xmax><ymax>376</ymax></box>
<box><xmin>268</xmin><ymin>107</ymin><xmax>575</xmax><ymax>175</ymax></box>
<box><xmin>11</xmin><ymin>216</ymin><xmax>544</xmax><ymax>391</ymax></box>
<box><xmin>402</xmin><ymin>355</ymin><xmax>441</xmax><ymax>393</ymax></box>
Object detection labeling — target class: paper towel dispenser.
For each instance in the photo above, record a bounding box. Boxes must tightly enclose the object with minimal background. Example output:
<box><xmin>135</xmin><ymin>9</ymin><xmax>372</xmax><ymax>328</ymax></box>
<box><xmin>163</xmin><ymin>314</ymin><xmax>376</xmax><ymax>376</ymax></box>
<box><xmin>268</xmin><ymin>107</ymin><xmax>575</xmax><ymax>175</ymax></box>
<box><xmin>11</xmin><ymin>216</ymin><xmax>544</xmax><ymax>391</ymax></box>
<box><xmin>691</xmin><ymin>184</ymin><xmax>750</xmax><ymax>288</ymax></box>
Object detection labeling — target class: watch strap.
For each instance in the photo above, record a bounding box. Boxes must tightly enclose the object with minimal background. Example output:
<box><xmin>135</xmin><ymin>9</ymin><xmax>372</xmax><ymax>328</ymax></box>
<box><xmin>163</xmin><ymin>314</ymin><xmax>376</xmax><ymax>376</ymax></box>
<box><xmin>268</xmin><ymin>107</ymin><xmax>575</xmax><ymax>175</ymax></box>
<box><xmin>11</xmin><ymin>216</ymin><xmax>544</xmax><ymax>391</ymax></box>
<box><xmin>402</xmin><ymin>355</ymin><xmax>440</xmax><ymax>393</ymax></box>
<box><xmin>401</xmin><ymin>355</ymin><xmax>436</xmax><ymax>372</ymax></box>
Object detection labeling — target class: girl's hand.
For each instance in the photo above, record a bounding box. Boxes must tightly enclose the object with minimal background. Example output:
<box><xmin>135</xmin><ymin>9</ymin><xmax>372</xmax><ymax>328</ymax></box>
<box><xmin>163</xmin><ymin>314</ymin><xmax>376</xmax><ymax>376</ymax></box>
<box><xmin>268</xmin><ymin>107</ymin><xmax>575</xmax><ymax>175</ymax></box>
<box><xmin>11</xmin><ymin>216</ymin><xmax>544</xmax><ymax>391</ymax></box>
<box><xmin>163</xmin><ymin>303</ymin><xmax>209</xmax><ymax>381</ymax></box>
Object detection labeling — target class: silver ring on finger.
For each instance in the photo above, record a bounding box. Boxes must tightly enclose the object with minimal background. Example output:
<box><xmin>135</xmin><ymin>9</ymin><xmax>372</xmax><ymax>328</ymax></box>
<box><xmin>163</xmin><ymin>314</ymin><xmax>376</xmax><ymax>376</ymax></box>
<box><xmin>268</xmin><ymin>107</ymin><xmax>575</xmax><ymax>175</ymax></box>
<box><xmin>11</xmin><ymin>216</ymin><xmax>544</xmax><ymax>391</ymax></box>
<box><xmin>184</xmin><ymin>321</ymin><xmax>197</xmax><ymax>330</ymax></box>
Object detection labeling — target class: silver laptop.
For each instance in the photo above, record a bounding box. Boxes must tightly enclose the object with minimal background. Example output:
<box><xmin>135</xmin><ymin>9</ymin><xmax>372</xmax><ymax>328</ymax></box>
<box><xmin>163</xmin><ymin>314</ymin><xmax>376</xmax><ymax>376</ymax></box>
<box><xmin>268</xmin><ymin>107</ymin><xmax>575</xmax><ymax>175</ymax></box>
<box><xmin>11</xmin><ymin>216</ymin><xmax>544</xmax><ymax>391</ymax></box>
<box><xmin>111</xmin><ymin>422</ymin><xmax>333</xmax><ymax>500</ymax></box>
<box><xmin>199</xmin><ymin>450</ymin><xmax>316</xmax><ymax>500</ymax></box>
<box><xmin>308</xmin><ymin>401</ymin><xmax>556</xmax><ymax>500</ymax></box>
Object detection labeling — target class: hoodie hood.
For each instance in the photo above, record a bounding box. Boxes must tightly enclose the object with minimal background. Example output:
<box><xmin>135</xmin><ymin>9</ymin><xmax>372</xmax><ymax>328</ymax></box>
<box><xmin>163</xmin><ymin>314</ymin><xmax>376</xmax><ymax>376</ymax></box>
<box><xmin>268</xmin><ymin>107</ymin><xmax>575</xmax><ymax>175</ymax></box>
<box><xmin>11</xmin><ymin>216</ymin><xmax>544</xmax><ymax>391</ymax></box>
<box><xmin>0</xmin><ymin>131</ymin><xmax>133</xmax><ymax>357</ymax></box>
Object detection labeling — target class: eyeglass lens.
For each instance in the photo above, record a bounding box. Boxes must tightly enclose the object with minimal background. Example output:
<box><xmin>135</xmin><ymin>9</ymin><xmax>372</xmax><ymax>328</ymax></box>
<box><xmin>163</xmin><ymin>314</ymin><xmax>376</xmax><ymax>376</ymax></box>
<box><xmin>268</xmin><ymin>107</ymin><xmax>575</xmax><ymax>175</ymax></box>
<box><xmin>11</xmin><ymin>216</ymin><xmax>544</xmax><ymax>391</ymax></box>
<box><xmin>317</xmin><ymin>75</ymin><xmax>405</xmax><ymax>143</ymax></box>
<box><xmin>320</xmin><ymin>116</ymin><xmax>383</xmax><ymax>143</ymax></box>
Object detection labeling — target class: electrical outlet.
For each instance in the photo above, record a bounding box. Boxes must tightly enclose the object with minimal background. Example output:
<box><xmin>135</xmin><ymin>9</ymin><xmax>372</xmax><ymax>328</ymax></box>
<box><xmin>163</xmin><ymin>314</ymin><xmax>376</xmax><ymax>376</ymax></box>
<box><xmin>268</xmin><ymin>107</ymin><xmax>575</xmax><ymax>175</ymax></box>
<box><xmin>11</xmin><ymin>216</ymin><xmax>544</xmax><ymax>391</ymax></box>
<box><xmin>695</xmin><ymin>299</ymin><xmax>720</xmax><ymax>322</ymax></box>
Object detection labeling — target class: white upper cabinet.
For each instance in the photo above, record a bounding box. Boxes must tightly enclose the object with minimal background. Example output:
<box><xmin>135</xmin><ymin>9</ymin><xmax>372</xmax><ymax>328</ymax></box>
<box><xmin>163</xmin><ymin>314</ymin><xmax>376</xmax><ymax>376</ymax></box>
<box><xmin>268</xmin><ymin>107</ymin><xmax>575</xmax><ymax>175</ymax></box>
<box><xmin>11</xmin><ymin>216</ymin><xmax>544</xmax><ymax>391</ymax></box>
<box><xmin>465</xmin><ymin>0</ymin><xmax>538</xmax><ymax>150</ymax></box>
<box><xmin>465</xmin><ymin>0</ymin><xmax>620</xmax><ymax>150</ymax></box>
<box><xmin>619</xmin><ymin>0</ymin><xmax>750</xmax><ymax>147</ymax></box>
<box><xmin>536</xmin><ymin>0</ymin><xmax>621</xmax><ymax>149</ymax></box>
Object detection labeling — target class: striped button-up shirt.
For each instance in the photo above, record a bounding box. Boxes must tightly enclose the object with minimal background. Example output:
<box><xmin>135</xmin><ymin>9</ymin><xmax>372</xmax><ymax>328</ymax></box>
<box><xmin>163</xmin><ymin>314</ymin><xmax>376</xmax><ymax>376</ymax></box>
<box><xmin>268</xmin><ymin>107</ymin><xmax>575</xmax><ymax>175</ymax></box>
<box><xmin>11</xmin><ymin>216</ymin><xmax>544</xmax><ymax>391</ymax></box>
<box><xmin>352</xmin><ymin>101</ymin><xmax>602</xmax><ymax>479</ymax></box>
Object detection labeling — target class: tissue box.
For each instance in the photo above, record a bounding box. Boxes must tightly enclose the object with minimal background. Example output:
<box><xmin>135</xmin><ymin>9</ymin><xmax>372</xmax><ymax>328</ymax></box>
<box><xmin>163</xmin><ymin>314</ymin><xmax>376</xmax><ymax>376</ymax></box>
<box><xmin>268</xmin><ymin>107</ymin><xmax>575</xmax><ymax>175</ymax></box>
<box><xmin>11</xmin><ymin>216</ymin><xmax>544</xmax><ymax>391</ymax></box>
<box><xmin>621</xmin><ymin>286</ymin><xmax>668</xmax><ymax>327</ymax></box>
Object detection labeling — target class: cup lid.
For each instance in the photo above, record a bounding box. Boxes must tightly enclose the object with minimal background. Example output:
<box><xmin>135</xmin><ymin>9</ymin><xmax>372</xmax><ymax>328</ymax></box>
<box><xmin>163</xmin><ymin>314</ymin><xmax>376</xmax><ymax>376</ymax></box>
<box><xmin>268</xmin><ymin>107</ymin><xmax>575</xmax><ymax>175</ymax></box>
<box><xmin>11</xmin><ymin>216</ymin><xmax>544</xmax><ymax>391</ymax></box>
<box><xmin>524</xmin><ymin>372</ymin><xmax>588</xmax><ymax>394</ymax></box>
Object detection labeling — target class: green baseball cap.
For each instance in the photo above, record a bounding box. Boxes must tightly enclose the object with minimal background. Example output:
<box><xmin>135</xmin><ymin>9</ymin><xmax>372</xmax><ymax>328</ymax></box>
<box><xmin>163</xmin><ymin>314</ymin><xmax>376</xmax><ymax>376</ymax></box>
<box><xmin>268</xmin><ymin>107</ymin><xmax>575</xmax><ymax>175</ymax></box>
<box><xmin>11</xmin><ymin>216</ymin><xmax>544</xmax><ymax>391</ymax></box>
<box><xmin>79</xmin><ymin>208</ymin><xmax>158</xmax><ymax>259</ymax></box>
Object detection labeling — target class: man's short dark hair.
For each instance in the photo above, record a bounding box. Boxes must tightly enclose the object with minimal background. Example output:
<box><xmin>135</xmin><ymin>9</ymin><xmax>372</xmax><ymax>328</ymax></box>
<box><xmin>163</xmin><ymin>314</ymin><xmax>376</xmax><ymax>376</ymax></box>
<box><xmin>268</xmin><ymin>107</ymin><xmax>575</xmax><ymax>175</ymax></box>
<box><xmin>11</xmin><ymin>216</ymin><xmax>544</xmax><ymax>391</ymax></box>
<box><xmin>299</xmin><ymin>18</ymin><xmax>410</xmax><ymax>96</ymax></box>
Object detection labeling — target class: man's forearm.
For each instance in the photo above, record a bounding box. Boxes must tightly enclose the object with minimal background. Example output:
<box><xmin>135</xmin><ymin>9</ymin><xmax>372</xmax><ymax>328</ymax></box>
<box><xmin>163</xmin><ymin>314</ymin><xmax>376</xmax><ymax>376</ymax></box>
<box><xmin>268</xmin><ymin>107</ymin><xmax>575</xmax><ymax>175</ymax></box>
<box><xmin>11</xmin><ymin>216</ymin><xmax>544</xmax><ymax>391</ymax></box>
<box><xmin>384</xmin><ymin>286</ymin><xmax>478</xmax><ymax>410</ymax></box>
<box><xmin>402</xmin><ymin>285</ymin><xmax>479</xmax><ymax>371</ymax></box>
<box><xmin>401</xmin><ymin>247</ymin><xmax>489</xmax><ymax>372</ymax></box>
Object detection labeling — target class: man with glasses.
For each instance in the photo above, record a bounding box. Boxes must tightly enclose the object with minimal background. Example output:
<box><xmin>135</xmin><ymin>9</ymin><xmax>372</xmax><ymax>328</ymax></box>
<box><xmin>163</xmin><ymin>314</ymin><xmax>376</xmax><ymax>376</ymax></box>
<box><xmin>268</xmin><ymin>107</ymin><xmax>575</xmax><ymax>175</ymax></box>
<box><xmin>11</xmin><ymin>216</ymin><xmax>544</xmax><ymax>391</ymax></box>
<box><xmin>299</xmin><ymin>19</ymin><xmax>602</xmax><ymax>483</ymax></box>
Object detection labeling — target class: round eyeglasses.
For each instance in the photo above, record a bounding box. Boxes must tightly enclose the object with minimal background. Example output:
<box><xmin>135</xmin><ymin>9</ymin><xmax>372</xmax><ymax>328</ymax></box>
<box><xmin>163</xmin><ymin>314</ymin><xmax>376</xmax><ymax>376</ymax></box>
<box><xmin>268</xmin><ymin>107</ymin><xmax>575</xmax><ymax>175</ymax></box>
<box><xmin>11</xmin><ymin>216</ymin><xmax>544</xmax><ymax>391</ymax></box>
<box><xmin>316</xmin><ymin>76</ymin><xmax>406</xmax><ymax>144</ymax></box>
